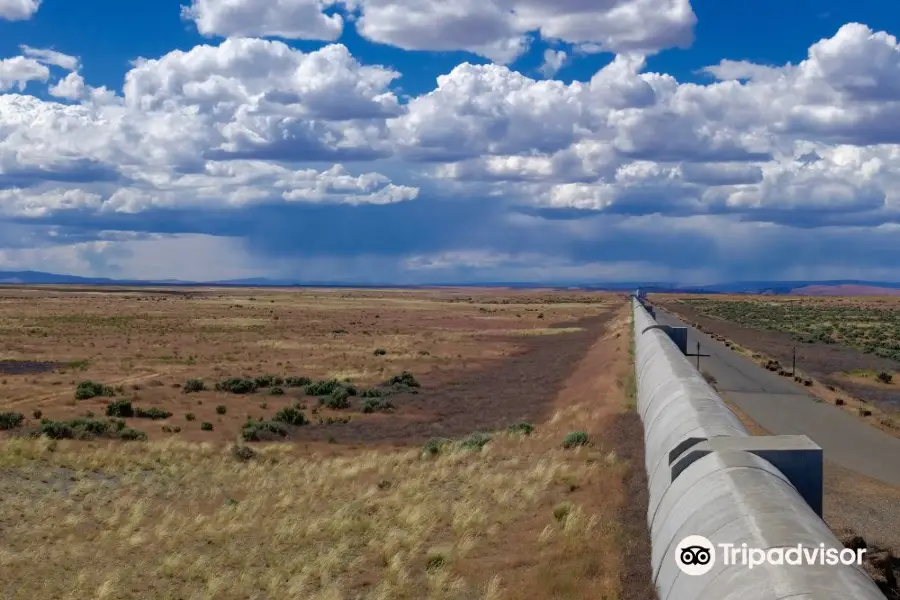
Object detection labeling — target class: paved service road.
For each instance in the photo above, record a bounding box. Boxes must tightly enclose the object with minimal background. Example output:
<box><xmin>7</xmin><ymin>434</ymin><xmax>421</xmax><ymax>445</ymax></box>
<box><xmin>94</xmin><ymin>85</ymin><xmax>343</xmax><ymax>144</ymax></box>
<box><xmin>653</xmin><ymin>306</ymin><xmax>900</xmax><ymax>487</ymax></box>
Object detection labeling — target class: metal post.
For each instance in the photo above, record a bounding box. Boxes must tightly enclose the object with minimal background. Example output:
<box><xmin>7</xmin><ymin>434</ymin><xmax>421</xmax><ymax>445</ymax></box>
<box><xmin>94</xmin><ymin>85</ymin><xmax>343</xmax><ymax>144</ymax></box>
<box><xmin>792</xmin><ymin>347</ymin><xmax>796</xmax><ymax>376</ymax></box>
<box><xmin>697</xmin><ymin>341</ymin><xmax>701</xmax><ymax>370</ymax></box>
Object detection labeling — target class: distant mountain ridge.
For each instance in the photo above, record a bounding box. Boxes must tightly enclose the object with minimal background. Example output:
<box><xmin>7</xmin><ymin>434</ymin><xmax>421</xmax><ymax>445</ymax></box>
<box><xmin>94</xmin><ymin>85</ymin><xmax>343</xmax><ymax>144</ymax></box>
<box><xmin>0</xmin><ymin>271</ymin><xmax>899</xmax><ymax>295</ymax></box>
<box><xmin>787</xmin><ymin>284</ymin><xmax>900</xmax><ymax>296</ymax></box>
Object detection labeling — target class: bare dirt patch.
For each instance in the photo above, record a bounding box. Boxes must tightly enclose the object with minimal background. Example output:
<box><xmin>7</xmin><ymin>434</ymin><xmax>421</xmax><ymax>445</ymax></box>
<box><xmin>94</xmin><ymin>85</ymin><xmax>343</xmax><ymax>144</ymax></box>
<box><xmin>291</xmin><ymin>312</ymin><xmax>614</xmax><ymax>446</ymax></box>
<box><xmin>0</xmin><ymin>360</ymin><xmax>61</xmax><ymax>375</ymax></box>
<box><xmin>603</xmin><ymin>410</ymin><xmax>656</xmax><ymax>600</ymax></box>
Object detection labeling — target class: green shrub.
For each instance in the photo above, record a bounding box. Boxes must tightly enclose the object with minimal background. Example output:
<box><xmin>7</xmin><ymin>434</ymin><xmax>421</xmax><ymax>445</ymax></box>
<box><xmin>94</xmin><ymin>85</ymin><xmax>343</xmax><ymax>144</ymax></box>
<box><xmin>273</xmin><ymin>406</ymin><xmax>308</xmax><ymax>426</ymax></box>
<box><xmin>183</xmin><ymin>378</ymin><xmax>205</xmax><ymax>393</ymax></box>
<box><xmin>38</xmin><ymin>418</ymin><xmax>116</xmax><ymax>440</ymax></box>
<box><xmin>38</xmin><ymin>419</ymin><xmax>76</xmax><ymax>439</ymax></box>
<box><xmin>200</xmin><ymin>422</ymin><xmax>214</xmax><ymax>431</ymax></box>
<box><xmin>32</xmin><ymin>409</ymin><xmax>42</xmax><ymax>420</ymax></box>
<box><xmin>284</xmin><ymin>376</ymin><xmax>311</xmax><ymax>388</ymax></box>
<box><xmin>66</xmin><ymin>359</ymin><xmax>90</xmax><ymax>371</ymax></box>
<box><xmin>361</xmin><ymin>398</ymin><xmax>396</xmax><ymax>413</ymax></box>
<box><xmin>215</xmin><ymin>378</ymin><xmax>258</xmax><ymax>394</ymax></box>
<box><xmin>0</xmin><ymin>412</ymin><xmax>24</xmax><ymax>430</ymax></box>
<box><xmin>322</xmin><ymin>388</ymin><xmax>351</xmax><ymax>409</ymax></box>
<box><xmin>134</xmin><ymin>407</ymin><xmax>172</xmax><ymax>420</ymax></box>
<box><xmin>387</xmin><ymin>371</ymin><xmax>420</xmax><ymax>389</ymax></box>
<box><xmin>75</xmin><ymin>380</ymin><xmax>115</xmax><ymax>400</ymax></box>
<box><xmin>359</xmin><ymin>387</ymin><xmax>384</xmax><ymax>398</ymax></box>
<box><xmin>553</xmin><ymin>502</ymin><xmax>574</xmax><ymax>522</ymax></box>
<box><xmin>69</xmin><ymin>418</ymin><xmax>110</xmax><ymax>437</ymax></box>
<box><xmin>305</xmin><ymin>379</ymin><xmax>342</xmax><ymax>396</ymax></box>
<box><xmin>422</xmin><ymin>438</ymin><xmax>450</xmax><ymax>457</ymax></box>
<box><xmin>254</xmin><ymin>375</ymin><xmax>275</xmax><ymax>388</ymax></box>
<box><xmin>373</xmin><ymin>348</ymin><xmax>387</xmax><ymax>356</ymax></box>
<box><xmin>269</xmin><ymin>386</ymin><xmax>284</xmax><ymax>396</ymax></box>
<box><xmin>458</xmin><ymin>432</ymin><xmax>491</xmax><ymax>451</ymax></box>
<box><xmin>231</xmin><ymin>444</ymin><xmax>257</xmax><ymax>461</ymax></box>
<box><xmin>241</xmin><ymin>419</ymin><xmax>289</xmax><ymax>441</ymax></box>
<box><xmin>185</xmin><ymin>413</ymin><xmax>196</xmax><ymax>421</ymax></box>
<box><xmin>877</xmin><ymin>371</ymin><xmax>893</xmax><ymax>384</ymax></box>
<box><xmin>507</xmin><ymin>421</ymin><xmax>534</xmax><ymax>436</ymax></box>
<box><xmin>106</xmin><ymin>399</ymin><xmax>134</xmax><ymax>418</ymax></box>
<box><xmin>425</xmin><ymin>552</ymin><xmax>445</xmax><ymax>572</ymax></box>
<box><xmin>563</xmin><ymin>431</ymin><xmax>590</xmax><ymax>449</ymax></box>
<box><xmin>215</xmin><ymin>405</ymin><xmax>227</xmax><ymax>415</ymax></box>
<box><xmin>119</xmin><ymin>428</ymin><xmax>147</xmax><ymax>441</ymax></box>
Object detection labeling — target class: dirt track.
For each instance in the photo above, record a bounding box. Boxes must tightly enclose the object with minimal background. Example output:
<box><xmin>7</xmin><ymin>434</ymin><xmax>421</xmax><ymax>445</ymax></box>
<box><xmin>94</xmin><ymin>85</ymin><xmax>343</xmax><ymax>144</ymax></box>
<box><xmin>605</xmin><ymin>411</ymin><xmax>657</xmax><ymax>600</ymax></box>
<box><xmin>289</xmin><ymin>310</ymin><xmax>616</xmax><ymax>445</ymax></box>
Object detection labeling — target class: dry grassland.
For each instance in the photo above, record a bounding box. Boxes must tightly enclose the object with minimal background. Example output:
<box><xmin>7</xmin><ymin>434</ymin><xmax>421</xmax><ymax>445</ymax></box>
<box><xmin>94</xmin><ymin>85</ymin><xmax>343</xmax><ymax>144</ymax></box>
<box><xmin>0</xmin><ymin>288</ymin><xmax>650</xmax><ymax>600</ymax></box>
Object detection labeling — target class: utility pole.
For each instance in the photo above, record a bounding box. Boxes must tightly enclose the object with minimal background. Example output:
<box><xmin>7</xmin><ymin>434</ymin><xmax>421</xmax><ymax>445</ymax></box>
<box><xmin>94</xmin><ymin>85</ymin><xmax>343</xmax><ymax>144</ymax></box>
<box><xmin>686</xmin><ymin>341</ymin><xmax>710</xmax><ymax>371</ymax></box>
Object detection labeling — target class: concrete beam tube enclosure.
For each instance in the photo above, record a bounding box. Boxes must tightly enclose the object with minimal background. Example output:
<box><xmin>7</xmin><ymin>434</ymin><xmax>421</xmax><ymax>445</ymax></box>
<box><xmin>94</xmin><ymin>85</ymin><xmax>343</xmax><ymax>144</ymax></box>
<box><xmin>631</xmin><ymin>298</ymin><xmax>885</xmax><ymax>600</ymax></box>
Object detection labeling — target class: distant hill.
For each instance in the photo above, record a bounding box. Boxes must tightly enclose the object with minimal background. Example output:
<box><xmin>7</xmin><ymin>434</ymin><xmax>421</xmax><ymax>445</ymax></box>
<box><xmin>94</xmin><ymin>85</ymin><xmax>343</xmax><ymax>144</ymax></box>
<box><xmin>643</xmin><ymin>280</ymin><xmax>900</xmax><ymax>296</ymax></box>
<box><xmin>0</xmin><ymin>270</ymin><xmax>125</xmax><ymax>285</ymax></box>
<box><xmin>0</xmin><ymin>271</ymin><xmax>898</xmax><ymax>296</ymax></box>
<box><xmin>788</xmin><ymin>284</ymin><xmax>900</xmax><ymax>296</ymax></box>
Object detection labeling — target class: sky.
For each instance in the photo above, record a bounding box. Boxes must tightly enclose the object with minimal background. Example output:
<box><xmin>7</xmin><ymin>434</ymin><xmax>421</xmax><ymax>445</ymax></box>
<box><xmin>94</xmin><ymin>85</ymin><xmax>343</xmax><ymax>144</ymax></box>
<box><xmin>0</xmin><ymin>0</ymin><xmax>900</xmax><ymax>284</ymax></box>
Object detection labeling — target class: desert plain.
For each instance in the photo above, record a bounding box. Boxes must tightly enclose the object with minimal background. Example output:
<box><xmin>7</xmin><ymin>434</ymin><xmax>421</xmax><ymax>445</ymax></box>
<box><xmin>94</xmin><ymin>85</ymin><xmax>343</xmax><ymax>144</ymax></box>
<box><xmin>0</xmin><ymin>286</ymin><xmax>652</xmax><ymax>600</ymax></box>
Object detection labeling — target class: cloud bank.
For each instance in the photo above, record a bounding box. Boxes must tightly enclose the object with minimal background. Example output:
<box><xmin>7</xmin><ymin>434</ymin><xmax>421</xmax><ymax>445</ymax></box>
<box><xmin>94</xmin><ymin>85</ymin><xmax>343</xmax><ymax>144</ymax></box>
<box><xmin>1</xmin><ymin>1</ymin><xmax>900</xmax><ymax>282</ymax></box>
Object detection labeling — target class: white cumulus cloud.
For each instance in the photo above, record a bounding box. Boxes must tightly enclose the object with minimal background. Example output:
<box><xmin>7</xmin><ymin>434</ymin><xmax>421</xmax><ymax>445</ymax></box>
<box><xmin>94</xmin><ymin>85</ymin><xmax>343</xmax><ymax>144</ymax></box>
<box><xmin>0</xmin><ymin>56</ymin><xmax>49</xmax><ymax>91</ymax></box>
<box><xmin>19</xmin><ymin>45</ymin><xmax>79</xmax><ymax>70</ymax></box>
<box><xmin>0</xmin><ymin>0</ymin><xmax>39</xmax><ymax>20</ymax></box>
<box><xmin>539</xmin><ymin>49</ymin><xmax>568</xmax><ymax>78</ymax></box>
<box><xmin>183</xmin><ymin>0</ymin><xmax>344</xmax><ymax>40</ymax></box>
<box><xmin>183</xmin><ymin>0</ymin><xmax>696</xmax><ymax>63</ymax></box>
<box><xmin>48</xmin><ymin>71</ymin><xmax>85</xmax><ymax>99</ymax></box>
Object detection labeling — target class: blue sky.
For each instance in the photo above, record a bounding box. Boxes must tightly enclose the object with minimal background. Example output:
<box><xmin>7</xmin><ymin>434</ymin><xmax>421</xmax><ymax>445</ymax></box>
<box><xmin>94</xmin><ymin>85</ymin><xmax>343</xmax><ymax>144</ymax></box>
<box><xmin>1</xmin><ymin>0</ymin><xmax>900</xmax><ymax>283</ymax></box>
